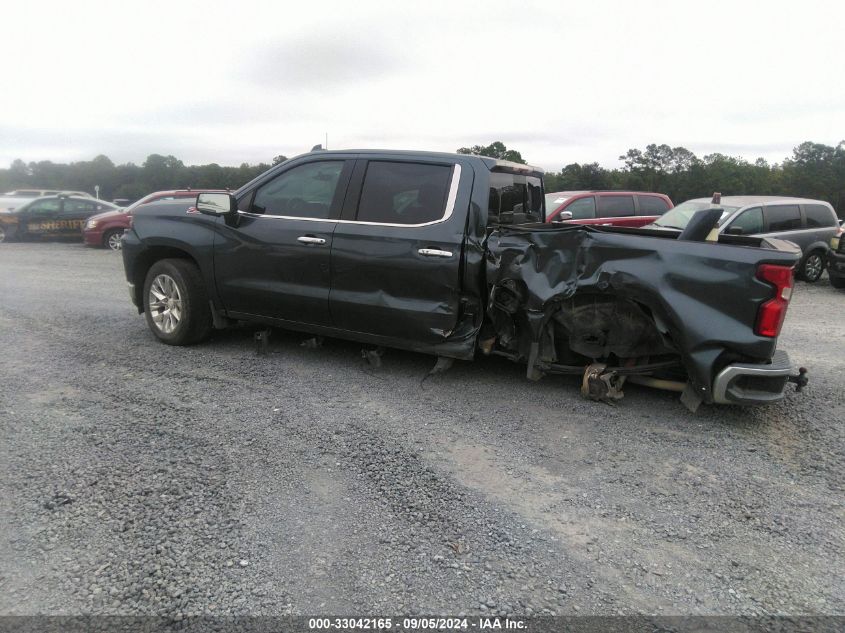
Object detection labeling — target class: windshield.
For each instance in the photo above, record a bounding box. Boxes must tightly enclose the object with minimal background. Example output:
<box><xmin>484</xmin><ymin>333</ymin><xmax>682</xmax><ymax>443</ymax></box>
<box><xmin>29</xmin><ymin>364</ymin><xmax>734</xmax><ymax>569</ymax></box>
<box><xmin>653</xmin><ymin>201</ymin><xmax>739</xmax><ymax>229</ymax></box>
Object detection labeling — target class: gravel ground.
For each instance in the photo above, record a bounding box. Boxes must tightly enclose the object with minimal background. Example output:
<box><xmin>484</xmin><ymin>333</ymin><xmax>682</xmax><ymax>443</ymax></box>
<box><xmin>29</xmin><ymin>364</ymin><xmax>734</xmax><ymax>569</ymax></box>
<box><xmin>0</xmin><ymin>242</ymin><xmax>842</xmax><ymax>617</ymax></box>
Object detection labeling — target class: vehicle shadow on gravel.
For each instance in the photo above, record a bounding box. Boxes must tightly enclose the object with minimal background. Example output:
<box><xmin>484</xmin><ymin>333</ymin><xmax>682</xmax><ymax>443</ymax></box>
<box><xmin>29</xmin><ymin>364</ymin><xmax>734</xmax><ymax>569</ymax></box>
<box><xmin>199</xmin><ymin>323</ymin><xmax>807</xmax><ymax>431</ymax></box>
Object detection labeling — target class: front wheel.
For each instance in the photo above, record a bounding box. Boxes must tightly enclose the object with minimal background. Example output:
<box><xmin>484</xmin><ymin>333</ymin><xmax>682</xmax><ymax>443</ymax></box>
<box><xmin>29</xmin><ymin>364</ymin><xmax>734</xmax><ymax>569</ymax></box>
<box><xmin>143</xmin><ymin>259</ymin><xmax>213</xmax><ymax>345</ymax></box>
<box><xmin>798</xmin><ymin>251</ymin><xmax>825</xmax><ymax>282</ymax></box>
<box><xmin>103</xmin><ymin>229</ymin><xmax>124</xmax><ymax>251</ymax></box>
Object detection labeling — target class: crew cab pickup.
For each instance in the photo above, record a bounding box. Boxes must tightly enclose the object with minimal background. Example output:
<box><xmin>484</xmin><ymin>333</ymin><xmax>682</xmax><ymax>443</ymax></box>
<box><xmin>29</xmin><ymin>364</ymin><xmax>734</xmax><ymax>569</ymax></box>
<box><xmin>122</xmin><ymin>149</ymin><xmax>807</xmax><ymax>410</ymax></box>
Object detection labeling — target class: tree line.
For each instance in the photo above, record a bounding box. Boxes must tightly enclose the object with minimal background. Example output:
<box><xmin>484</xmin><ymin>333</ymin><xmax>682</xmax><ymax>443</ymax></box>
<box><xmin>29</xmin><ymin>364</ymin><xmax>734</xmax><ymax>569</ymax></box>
<box><xmin>463</xmin><ymin>140</ymin><xmax>844</xmax><ymax>217</ymax></box>
<box><xmin>2</xmin><ymin>141</ymin><xmax>843</xmax><ymax>217</ymax></box>
<box><xmin>0</xmin><ymin>154</ymin><xmax>288</xmax><ymax>202</ymax></box>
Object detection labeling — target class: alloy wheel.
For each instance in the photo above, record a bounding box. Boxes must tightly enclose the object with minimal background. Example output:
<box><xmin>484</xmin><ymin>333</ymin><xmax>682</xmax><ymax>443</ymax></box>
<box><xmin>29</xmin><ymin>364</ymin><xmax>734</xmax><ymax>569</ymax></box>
<box><xmin>107</xmin><ymin>232</ymin><xmax>123</xmax><ymax>250</ymax></box>
<box><xmin>148</xmin><ymin>274</ymin><xmax>183</xmax><ymax>334</ymax></box>
<box><xmin>804</xmin><ymin>254</ymin><xmax>823</xmax><ymax>281</ymax></box>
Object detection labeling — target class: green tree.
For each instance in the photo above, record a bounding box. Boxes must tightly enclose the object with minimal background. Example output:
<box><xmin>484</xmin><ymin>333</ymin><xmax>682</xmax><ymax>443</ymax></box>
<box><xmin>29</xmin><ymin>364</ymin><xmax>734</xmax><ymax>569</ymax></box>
<box><xmin>456</xmin><ymin>141</ymin><xmax>526</xmax><ymax>164</ymax></box>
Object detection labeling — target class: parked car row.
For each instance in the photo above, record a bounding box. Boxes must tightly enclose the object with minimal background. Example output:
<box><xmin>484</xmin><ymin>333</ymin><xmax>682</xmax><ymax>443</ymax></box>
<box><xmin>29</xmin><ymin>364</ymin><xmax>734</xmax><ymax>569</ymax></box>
<box><xmin>0</xmin><ymin>189</ymin><xmax>223</xmax><ymax>249</ymax></box>
<box><xmin>544</xmin><ymin>190</ymin><xmax>841</xmax><ymax>284</ymax></box>
<box><xmin>0</xmin><ymin>195</ymin><xmax>119</xmax><ymax>243</ymax></box>
<box><xmin>82</xmin><ymin>189</ymin><xmax>224</xmax><ymax>250</ymax></box>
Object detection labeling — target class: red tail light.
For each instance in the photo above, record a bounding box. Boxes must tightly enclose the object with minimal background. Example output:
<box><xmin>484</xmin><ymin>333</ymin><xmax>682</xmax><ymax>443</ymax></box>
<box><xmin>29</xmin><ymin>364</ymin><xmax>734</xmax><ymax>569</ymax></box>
<box><xmin>755</xmin><ymin>264</ymin><xmax>794</xmax><ymax>337</ymax></box>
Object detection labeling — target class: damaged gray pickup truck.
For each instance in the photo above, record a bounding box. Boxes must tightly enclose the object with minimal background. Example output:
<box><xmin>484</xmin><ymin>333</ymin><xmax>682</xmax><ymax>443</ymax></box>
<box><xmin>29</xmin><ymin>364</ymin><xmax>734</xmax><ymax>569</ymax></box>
<box><xmin>122</xmin><ymin>149</ymin><xmax>808</xmax><ymax>411</ymax></box>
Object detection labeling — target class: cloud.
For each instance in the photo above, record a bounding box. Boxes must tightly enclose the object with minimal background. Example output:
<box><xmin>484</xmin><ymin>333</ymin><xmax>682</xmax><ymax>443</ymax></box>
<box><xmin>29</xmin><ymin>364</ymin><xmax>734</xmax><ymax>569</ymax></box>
<box><xmin>240</xmin><ymin>35</ymin><xmax>406</xmax><ymax>92</ymax></box>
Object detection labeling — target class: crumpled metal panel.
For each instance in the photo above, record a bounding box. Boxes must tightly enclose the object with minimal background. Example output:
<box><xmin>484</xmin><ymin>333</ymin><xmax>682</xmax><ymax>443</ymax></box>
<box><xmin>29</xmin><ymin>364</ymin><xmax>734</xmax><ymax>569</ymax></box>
<box><xmin>485</xmin><ymin>224</ymin><xmax>800</xmax><ymax>402</ymax></box>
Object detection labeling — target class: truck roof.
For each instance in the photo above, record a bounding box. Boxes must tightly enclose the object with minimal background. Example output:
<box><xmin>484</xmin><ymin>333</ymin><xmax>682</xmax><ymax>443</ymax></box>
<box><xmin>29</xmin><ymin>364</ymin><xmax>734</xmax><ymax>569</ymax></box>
<box><xmin>294</xmin><ymin>148</ymin><xmax>544</xmax><ymax>176</ymax></box>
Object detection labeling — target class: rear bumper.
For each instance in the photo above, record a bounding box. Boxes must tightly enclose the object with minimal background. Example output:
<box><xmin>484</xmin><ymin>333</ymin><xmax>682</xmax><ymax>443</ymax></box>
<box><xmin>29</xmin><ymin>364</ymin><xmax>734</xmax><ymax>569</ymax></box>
<box><xmin>712</xmin><ymin>350</ymin><xmax>795</xmax><ymax>405</ymax></box>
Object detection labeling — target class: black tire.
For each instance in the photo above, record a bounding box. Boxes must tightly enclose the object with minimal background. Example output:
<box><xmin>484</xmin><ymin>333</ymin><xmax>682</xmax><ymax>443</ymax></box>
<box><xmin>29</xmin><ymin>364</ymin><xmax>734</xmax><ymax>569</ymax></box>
<box><xmin>142</xmin><ymin>259</ymin><xmax>213</xmax><ymax>345</ymax></box>
<box><xmin>797</xmin><ymin>250</ymin><xmax>825</xmax><ymax>282</ymax></box>
<box><xmin>830</xmin><ymin>275</ymin><xmax>845</xmax><ymax>289</ymax></box>
<box><xmin>103</xmin><ymin>229</ymin><xmax>124</xmax><ymax>251</ymax></box>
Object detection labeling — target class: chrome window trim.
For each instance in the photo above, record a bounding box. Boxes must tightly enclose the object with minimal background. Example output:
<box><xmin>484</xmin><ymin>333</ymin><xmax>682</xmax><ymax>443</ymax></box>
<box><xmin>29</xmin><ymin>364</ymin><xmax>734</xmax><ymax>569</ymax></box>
<box><xmin>238</xmin><ymin>163</ymin><xmax>462</xmax><ymax>228</ymax></box>
<box><xmin>755</xmin><ymin>227</ymin><xmax>837</xmax><ymax>236</ymax></box>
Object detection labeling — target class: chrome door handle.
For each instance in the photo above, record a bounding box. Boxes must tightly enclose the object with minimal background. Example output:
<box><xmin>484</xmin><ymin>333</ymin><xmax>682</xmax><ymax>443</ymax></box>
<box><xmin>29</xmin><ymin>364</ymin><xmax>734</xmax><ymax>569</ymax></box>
<box><xmin>297</xmin><ymin>236</ymin><xmax>326</xmax><ymax>245</ymax></box>
<box><xmin>418</xmin><ymin>248</ymin><xmax>453</xmax><ymax>258</ymax></box>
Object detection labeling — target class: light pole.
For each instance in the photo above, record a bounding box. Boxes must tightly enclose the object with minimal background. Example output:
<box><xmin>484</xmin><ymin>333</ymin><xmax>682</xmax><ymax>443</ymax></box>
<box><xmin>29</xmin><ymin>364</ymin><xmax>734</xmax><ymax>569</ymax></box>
<box><xmin>94</xmin><ymin>185</ymin><xmax>100</xmax><ymax>200</ymax></box>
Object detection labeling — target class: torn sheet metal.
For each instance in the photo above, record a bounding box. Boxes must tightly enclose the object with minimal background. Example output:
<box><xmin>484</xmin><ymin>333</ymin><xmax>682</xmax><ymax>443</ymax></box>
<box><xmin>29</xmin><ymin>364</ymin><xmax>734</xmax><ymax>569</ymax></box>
<box><xmin>484</xmin><ymin>224</ymin><xmax>799</xmax><ymax>403</ymax></box>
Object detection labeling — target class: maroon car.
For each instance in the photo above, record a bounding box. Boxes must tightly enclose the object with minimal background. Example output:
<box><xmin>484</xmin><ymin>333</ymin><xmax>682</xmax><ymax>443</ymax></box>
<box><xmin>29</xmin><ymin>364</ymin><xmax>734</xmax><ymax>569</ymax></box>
<box><xmin>545</xmin><ymin>190</ymin><xmax>673</xmax><ymax>227</ymax></box>
<box><xmin>83</xmin><ymin>189</ymin><xmax>225</xmax><ymax>250</ymax></box>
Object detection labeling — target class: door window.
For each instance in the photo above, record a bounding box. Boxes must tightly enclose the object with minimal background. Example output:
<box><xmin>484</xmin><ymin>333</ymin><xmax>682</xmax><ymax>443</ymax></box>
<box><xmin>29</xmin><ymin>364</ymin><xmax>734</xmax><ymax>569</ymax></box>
<box><xmin>803</xmin><ymin>204</ymin><xmax>836</xmax><ymax>228</ymax></box>
<box><xmin>564</xmin><ymin>196</ymin><xmax>596</xmax><ymax>219</ymax></box>
<box><xmin>63</xmin><ymin>199</ymin><xmax>97</xmax><ymax>215</ymax></box>
<box><xmin>726</xmin><ymin>207</ymin><xmax>763</xmax><ymax>235</ymax></box>
<box><xmin>765</xmin><ymin>205</ymin><xmax>802</xmax><ymax>232</ymax></box>
<box><xmin>596</xmin><ymin>195</ymin><xmax>635</xmax><ymax>217</ymax></box>
<box><xmin>251</xmin><ymin>161</ymin><xmax>344</xmax><ymax>219</ymax></box>
<box><xmin>26</xmin><ymin>199</ymin><xmax>61</xmax><ymax>214</ymax></box>
<box><xmin>637</xmin><ymin>195</ymin><xmax>670</xmax><ymax>215</ymax></box>
<box><xmin>357</xmin><ymin>161</ymin><xmax>452</xmax><ymax>225</ymax></box>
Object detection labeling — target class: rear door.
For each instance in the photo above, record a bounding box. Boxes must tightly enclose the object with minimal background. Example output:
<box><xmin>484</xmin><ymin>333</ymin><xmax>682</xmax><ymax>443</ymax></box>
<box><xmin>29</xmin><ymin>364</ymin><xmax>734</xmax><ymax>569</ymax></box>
<box><xmin>213</xmin><ymin>158</ymin><xmax>353</xmax><ymax>326</ymax></box>
<box><xmin>572</xmin><ymin>194</ymin><xmax>639</xmax><ymax>226</ymax></box>
<box><xmin>801</xmin><ymin>203</ymin><xmax>839</xmax><ymax>246</ymax></box>
<box><xmin>760</xmin><ymin>204</ymin><xmax>806</xmax><ymax>248</ymax></box>
<box><xmin>328</xmin><ymin>157</ymin><xmax>465</xmax><ymax>345</ymax></box>
<box><xmin>60</xmin><ymin>198</ymin><xmax>100</xmax><ymax>235</ymax></box>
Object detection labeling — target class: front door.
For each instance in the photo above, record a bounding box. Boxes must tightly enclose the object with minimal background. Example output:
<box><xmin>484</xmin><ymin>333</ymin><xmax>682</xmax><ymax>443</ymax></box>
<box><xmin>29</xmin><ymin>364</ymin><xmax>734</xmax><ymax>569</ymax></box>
<box><xmin>20</xmin><ymin>198</ymin><xmax>62</xmax><ymax>238</ymax></box>
<box><xmin>213</xmin><ymin>159</ymin><xmax>352</xmax><ymax>326</ymax></box>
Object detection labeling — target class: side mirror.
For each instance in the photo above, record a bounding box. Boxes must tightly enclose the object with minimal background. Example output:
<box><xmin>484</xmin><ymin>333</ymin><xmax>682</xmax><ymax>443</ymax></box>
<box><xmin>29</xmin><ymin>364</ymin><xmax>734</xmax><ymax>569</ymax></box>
<box><xmin>725</xmin><ymin>226</ymin><xmax>743</xmax><ymax>236</ymax></box>
<box><xmin>196</xmin><ymin>192</ymin><xmax>237</xmax><ymax>216</ymax></box>
<box><xmin>556</xmin><ymin>211</ymin><xmax>573</xmax><ymax>222</ymax></box>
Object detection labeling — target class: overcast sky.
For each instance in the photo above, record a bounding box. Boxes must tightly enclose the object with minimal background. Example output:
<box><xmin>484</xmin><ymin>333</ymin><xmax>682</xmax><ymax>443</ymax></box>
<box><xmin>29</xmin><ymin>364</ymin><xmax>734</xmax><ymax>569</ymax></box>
<box><xmin>2</xmin><ymin>0</ymin><xmax>843</xmax><ymax>171</ymax></box>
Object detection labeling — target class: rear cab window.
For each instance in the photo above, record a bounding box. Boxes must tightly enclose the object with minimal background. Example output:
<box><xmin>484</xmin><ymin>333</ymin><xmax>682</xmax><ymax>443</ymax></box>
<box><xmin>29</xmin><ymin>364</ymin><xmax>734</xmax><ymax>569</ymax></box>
<box><xmin>488</xmin><ymin>172</ymin><xmax>544</xmax><ymax>225</ymax></box>
<box><xmin>597</xmin><ymin>195</ymin><xmax>635</xmax><ymax>217</ymax></box>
